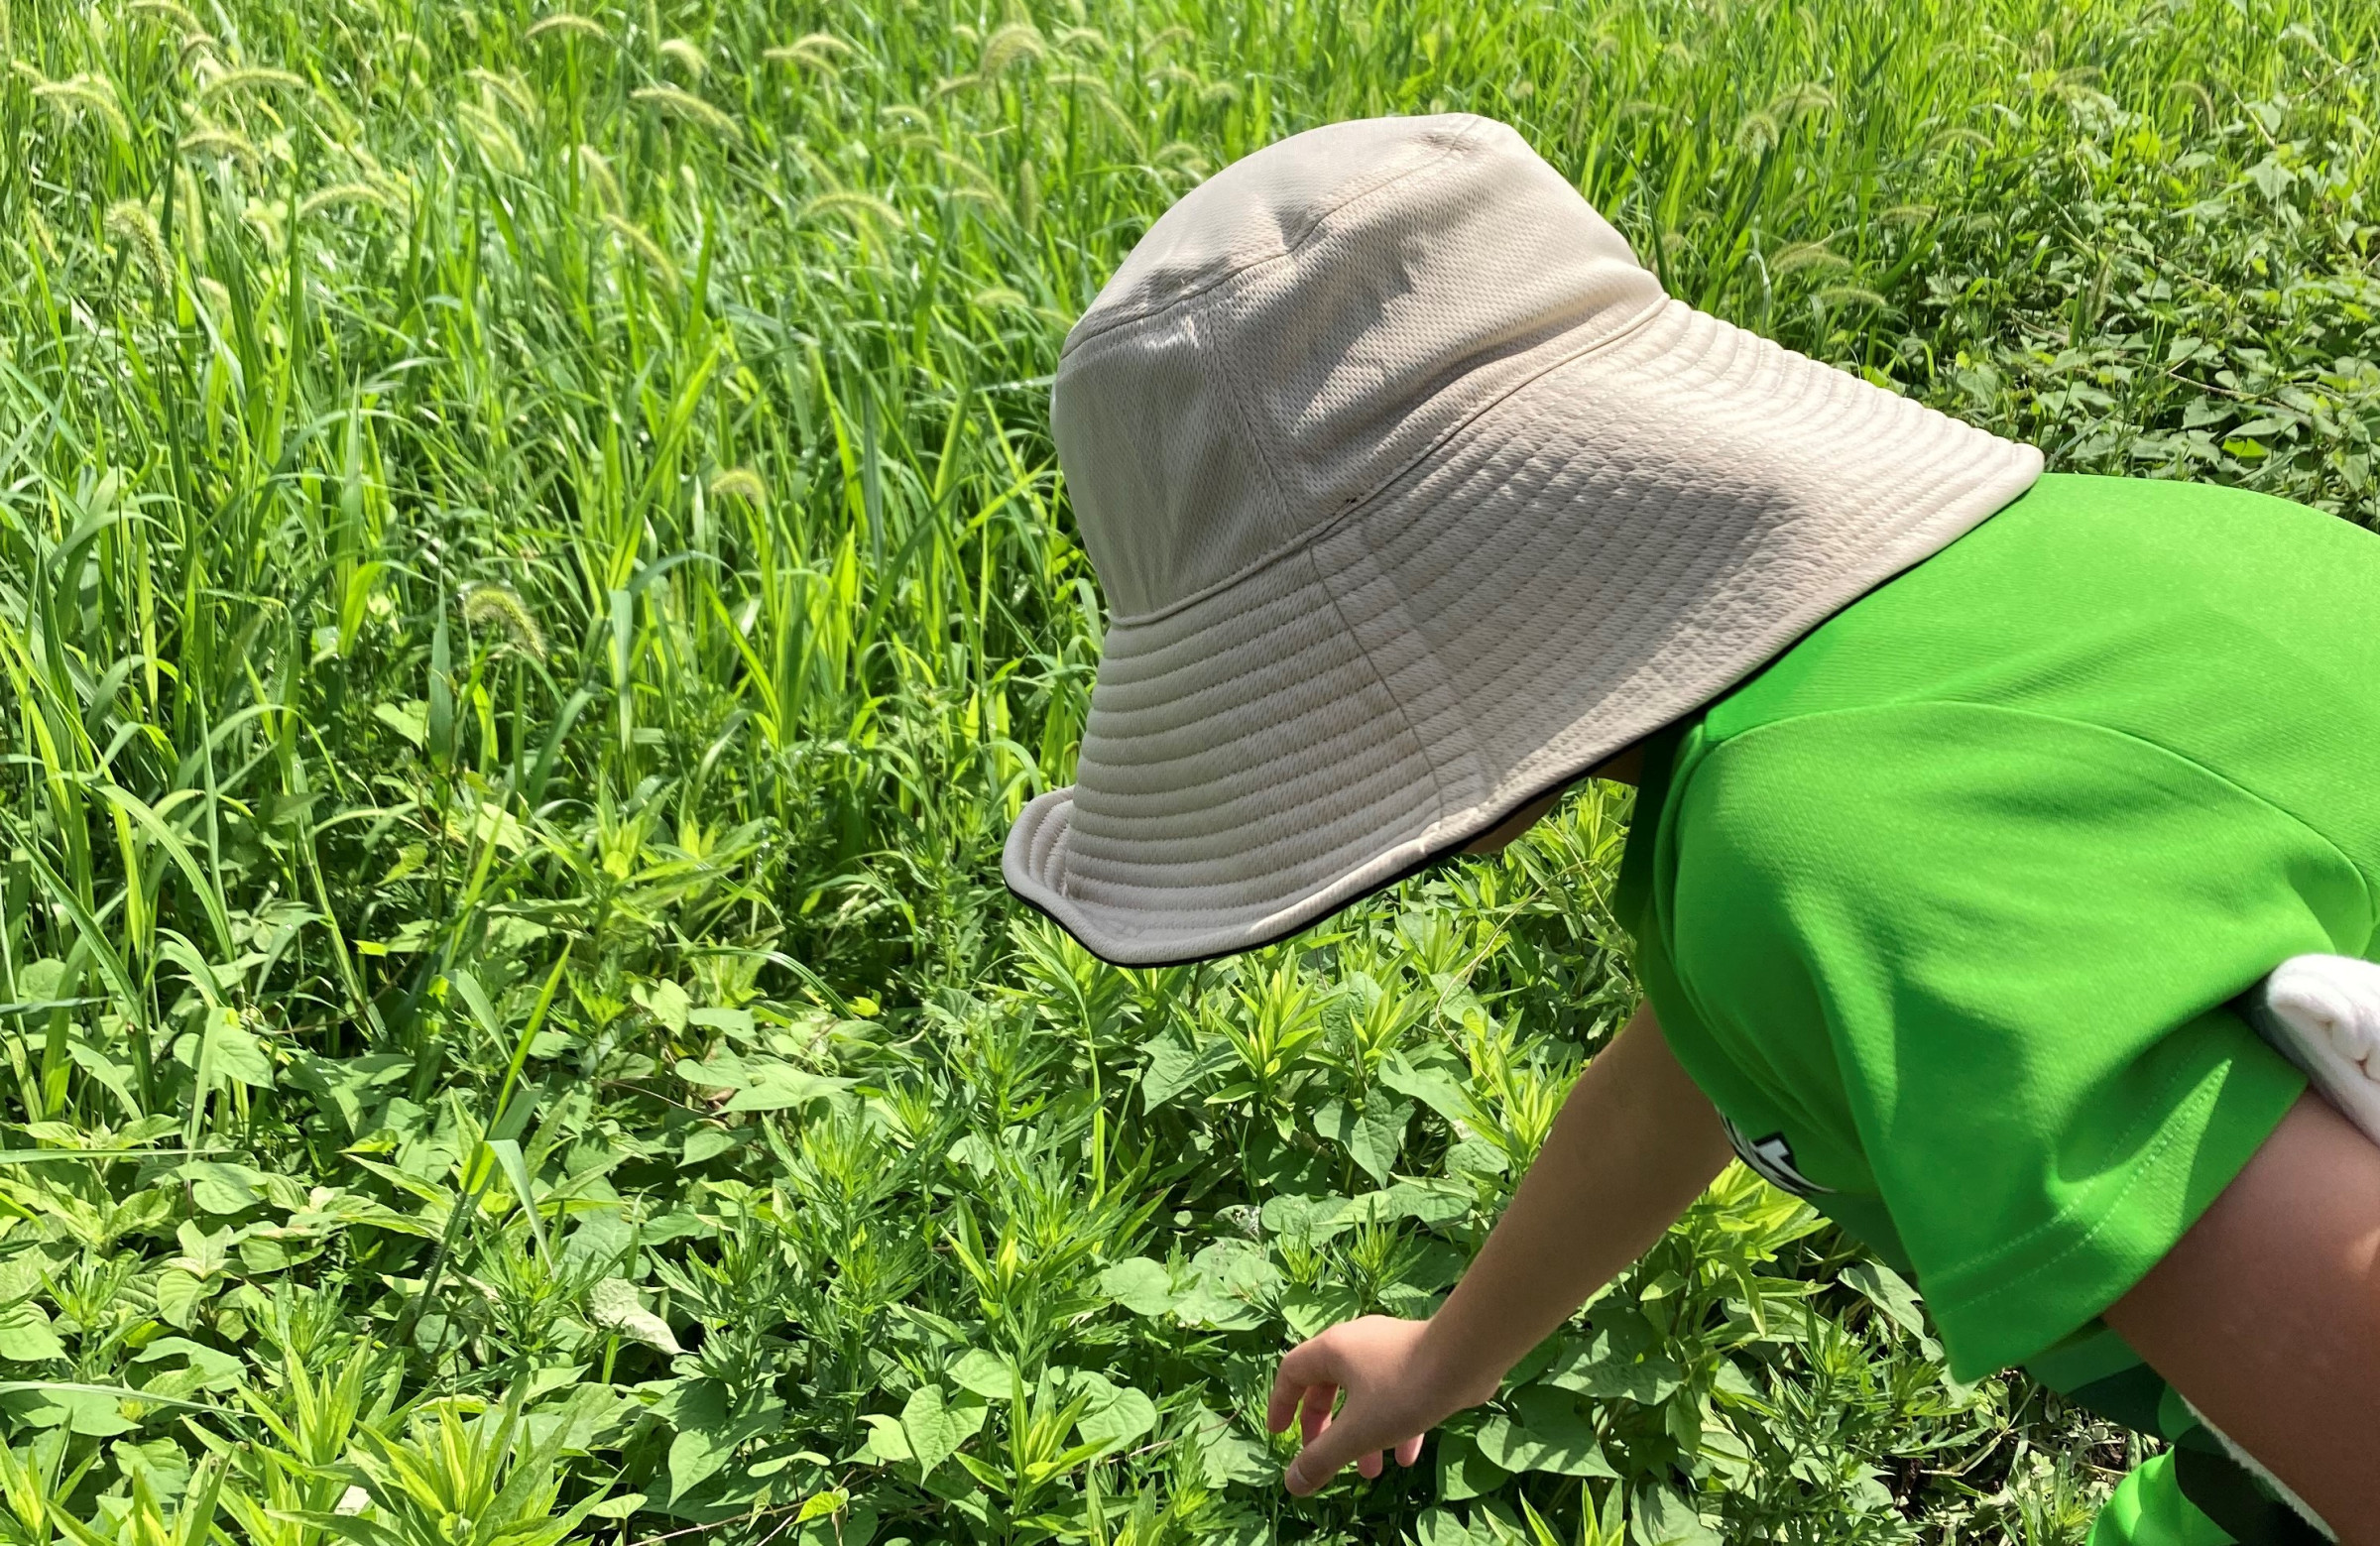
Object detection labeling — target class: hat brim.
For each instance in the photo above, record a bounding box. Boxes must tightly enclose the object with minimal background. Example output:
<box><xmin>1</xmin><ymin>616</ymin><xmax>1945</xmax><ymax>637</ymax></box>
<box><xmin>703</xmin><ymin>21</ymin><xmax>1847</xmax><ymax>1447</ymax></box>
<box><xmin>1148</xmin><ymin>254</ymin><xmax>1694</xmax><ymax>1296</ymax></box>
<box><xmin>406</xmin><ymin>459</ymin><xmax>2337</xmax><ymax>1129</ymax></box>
<box><xmin>1005</xmin><ymin>299</ymin><xmax>2042</xmax><ymax>966</ymax></box>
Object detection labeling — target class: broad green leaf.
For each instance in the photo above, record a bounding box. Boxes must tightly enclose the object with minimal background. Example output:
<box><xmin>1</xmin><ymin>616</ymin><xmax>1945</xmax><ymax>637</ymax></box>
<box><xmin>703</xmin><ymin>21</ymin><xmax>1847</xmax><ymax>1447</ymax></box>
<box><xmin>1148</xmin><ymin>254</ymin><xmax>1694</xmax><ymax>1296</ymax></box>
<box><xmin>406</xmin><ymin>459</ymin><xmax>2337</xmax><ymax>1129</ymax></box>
<box><xmin>178</xmin><ymin>1160</ymin><xmax>268</xmax><ymax>1215</ymax></box>
<box><xmin>1072</xmin><ymin>1375</ymin><xmax>1155</xmax><ymax>1452</ymax></box>
<box><xmin>1380</xmin><ymin>1051</ymin><xmax>1474</xmax><ymax>1126</ymax></box>
<box><xmin>1349</xmin><ymin>1098</ymin><xmax>1414</xmax><ymax>1184</ymax></box>
<box><xmin>236</xmin><ymin>1227</ymin><xmax>325</xmax><ymax>1273</ymax></box>
<box><xmin>1279</xmin><ymin>1283</ymin><xmax>1363</xmax><ymax>1342</ymax></box>
<box><xmin>1474</xmin><ymin>1386</ymin><xmax>1616</xmax><ymax>1477</ymax></box>
<box><xmin>1258</xmin><ymin>1192</ymin><xmax>1350</xmax><ymax>1244</ymax></box>
<box><xmin>1173</xmin><ymin>1240</ymin><xmax>1278</xmax><ymax>1331</ymax></box>
<box><xmin>861</xmin><ymin>1414</ymin><xmax>910</xmax><ymax>1464</ymax></box>
<box><xmin>681</xmin><ymin>1126</ymin><xmax>741</xmax><ymax>1164</ymax></box>
<box><xmin>1189</xmin><ymin>1408</ymin><xmax>1271</xmax><ymax>1488</ymax></box>
<box><xmin>1320</xmin><ymin>1099</ymin><xmax>1410</xmax><ymax>1184</ymax></box>
<box><xmin>1435</xmin><ymin>1430</ymin><xmax>1508</xmax><ymax>1501</ymax></box>
<box><xmin>1631</xmin><ymin>1484</ymin><xmax>1722</xmax><ymax>1546</ymax></box>
<box><xmin>1136</xmin><ymin>1031</ymin><xmax>1202</xmax><ymax>1111</ymax></box>
<box><xmin>152</xmin><ymin>1270</ymin><xmax>212</xmax><ymax>1331</ymax></box>
<box><xmin>0</xmin><ymin>1385</ymin><xmax>138</xmax><ymax>1437</ymax></box>
<box><xmin>0</xmin><ymin>1302</ymin><xmax>63</xmax><ymax>1364</ymax></box>
<box><xmin>200</xmin><ymin>1010</ymin><xmax>275</xmax><ymax>1090</ymax></box>
<box><xmin>130</xmin><ymin>1337</ymin><xmax>244</xmax><ymax>1390</ymax></box>
<box><xmin>795</xmin><ymin>1487</ymin><xmax>849</xmax><ymax>1523</ymax></box>
<box><xmin>899</xmin><ymin>1384</ymin><xmax>986</xmax><ymax>1475</ymax></box>
<box><xmin>1097</xmin><ymin>1256</ymin><xmax>1178</xmax><ymax>1317</ymax></box>
<box><xmin>1842</xmin><ymin>1260</ymin><xmax>1928</xmax><ymax>1338</ymax></box>
<box><xmin>663</xmin><ymin>1378</ymin><xmax>732</xmax><ymax>1500</ymax></box>
<box><xmin>374</xmin><ymin>700</ymin><xmax>428</xmax><ymax>749</ymax></box>
<box><xmin>946</xmin><ymin>1348</ymin><xmax>1012</xmax><ymax>1400</ymax></box>
<box><xmin>636</xmin><ymin>980</ymin><xmax>691</xmax><ymax>1033</ymax></box>
<box><xmin>1545</xmin><ymin>1330</ymin><xmax>1685</xmax><ymax>1405</ymax></box>
<box><xmin>673</xmin><ymin>1054</ymin><xmax>854</xmax><ymax>1113</ymax></box>
<box><xmin>589</xmin><ymin>1278</ymin><xmax>681</xmax><ymax>1354</ymax></box>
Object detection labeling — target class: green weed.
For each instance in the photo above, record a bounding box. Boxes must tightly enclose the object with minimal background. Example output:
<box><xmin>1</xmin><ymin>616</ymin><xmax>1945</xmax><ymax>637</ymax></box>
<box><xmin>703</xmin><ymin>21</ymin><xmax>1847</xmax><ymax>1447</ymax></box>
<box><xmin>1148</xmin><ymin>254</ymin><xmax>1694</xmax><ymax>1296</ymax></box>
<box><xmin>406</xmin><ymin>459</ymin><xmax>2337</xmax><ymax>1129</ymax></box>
<box><xmin>0</xmin><ymin>0</ymin><xmax>2372</xmax><ymax>1540</ymax></box>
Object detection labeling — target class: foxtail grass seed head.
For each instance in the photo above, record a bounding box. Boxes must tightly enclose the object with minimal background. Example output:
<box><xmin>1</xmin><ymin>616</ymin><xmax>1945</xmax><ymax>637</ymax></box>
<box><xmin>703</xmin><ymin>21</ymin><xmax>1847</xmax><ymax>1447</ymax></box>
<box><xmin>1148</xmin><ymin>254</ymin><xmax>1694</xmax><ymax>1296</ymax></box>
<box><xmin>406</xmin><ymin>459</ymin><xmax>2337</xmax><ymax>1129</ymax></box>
<box><xmin>980</xmin><ymin>20</ymin><xmax>1045</xmax><ymax>75</ymax></box>
<box><xmin>298</xmin><ymin>181</ymin><xmax>396</xmax><ymax>219</ymax></box>
<box><xmin>798</xmin><ymin>189</ymin><xmax>906</xmax><ymax>234</ymax></box>
<box><xmin>603</xmin><ymin>212</ymin><xmax>678</xmax><ymax>286</ymax></box>
<box><xmin>630</xmin><ymin>83</ymin><xmax>742</xmax><ymax>142</ymax></box>
<box><xmin>461</xmin><ymin>584</ymin><xmax>547</xmax><ymax>659</ymax></box>
<box><xmin>576</xmin><ymin>144</ymin><xmax>622</xmax><ymax>213</ymax></box>
<box><xmin>243</xmin><ymin>195</ymin><xmax>288</xmax><ymax>247</ymax></box>
<box><xmin>658</xmin><ymin>37</ymin><xmax>707</xmax><ymax>76</ymax></box>
<box><xmin>196</xmin><ymin>64</ymin><xmax>307</xmax><ymax>101</ymax></box>
<box><xmin>467</xmin><ymin>67</ymin><xmax>540</xmax><ymax>125</ymax></box>
<box><xmin>129</xmin><ymin>0</ymin><xmax>203</xmax><ymax>37</ymax></box>
<box><xmin>1769</xmin><ymin>241</ymin><xmax>1854</xmax><ymax>277</ymax></box>
<box><xmin>178</xmin><ymin>122</ymin><xmax>264</xmax><ymax>166</ymax></box>
<box><xmin>1769</xmin><ymin>82</ymin><xmax>1837</xmax><ymax>122</ymax></box>
<box><xmin>175</xmin><ymin>163</ymin><xmax>203</xmax><ymax>240</ymax></box>
<box><xmin>1816</xmin><ymin>285</ymin><xmax>1892</xmax><ymax>313</ymax></box>
<box><xmin>33</xmin><ymin>72</ymin><xmax>134</xmax><ymax>144</ymax></box>
<box><xmin>526</xmin><ymin>12</ymin><xmax>606</xmax><ymax>43</ymax></box>
<box><xmin>1152</xmin><ymin>139</ymin><xmax>1209</xmax><ymax>177</ymax></box>
<box><xmin>105</xmin><ymin>197</ymin><xmax>174</xmax><ymax>295</ymax></box>
<box><xmin>456</xmin><ymin>101</ymin><xmax>529</xmax><ymax>173</ymax></box>
<box><xmin>708</xmin><ymin>467</ymin><xmax>767</xmax><ymax>505</ymax></box>
<box><xmin>26</xmin><ymin>205</ymin><xmax>58</xmax><ymax>265</ymax></box>
<box><xmin>764</xmin><ymin>33</ymin><xmax>854</xmax><ymax>75</ymax></box>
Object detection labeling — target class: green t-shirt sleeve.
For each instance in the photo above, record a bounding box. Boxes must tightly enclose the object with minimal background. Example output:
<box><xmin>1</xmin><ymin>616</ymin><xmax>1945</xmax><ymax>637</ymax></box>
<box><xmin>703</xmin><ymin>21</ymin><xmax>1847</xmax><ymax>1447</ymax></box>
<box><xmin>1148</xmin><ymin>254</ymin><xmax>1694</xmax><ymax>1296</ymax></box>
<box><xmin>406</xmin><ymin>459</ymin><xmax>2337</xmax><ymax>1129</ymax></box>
<box><xmin>1662</xmin><ymin>702</ymin><xmax>2349</xmax><ymax>1378</ymax></box>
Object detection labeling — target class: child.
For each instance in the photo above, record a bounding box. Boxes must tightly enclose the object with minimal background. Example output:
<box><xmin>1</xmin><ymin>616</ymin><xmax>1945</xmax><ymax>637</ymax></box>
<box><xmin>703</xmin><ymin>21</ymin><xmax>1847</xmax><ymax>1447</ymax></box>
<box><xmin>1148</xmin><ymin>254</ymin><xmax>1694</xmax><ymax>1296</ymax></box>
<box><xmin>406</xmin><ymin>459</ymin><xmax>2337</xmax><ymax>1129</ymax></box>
<box><xmin>1004</xmin><ymin>114</ymin><xmax>2380</xmax><ymax>1543</ymax></box>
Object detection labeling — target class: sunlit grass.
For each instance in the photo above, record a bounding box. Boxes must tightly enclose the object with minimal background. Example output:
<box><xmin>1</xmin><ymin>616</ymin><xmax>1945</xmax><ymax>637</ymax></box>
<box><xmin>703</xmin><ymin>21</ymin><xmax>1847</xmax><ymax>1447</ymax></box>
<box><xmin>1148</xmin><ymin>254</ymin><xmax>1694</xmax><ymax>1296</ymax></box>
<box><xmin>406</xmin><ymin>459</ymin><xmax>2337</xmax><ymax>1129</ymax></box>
<box><xmin>0</xmin><ymin>0</ymin><xmax>2373</xmax><ymax>1538</ymax></box>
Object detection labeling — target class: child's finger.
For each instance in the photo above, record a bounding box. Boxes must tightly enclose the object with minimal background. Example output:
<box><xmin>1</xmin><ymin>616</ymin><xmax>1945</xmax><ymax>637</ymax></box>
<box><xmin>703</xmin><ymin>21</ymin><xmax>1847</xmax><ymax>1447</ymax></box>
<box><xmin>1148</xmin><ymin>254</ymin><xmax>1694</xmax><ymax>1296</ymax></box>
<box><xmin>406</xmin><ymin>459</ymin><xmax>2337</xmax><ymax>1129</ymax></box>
<box><xmin>1298</xmin><ymin>1384</ymin><xmax>1338</xmax><ymax>1444</ymax></box>
<box><xmin>1284</xmin><ymin>1422</ymin><xmax>1368</xmax><ymax>1496</ymax></box>
<box><xmin>1356</xmin><ymin>1449</ymin><xmax>1383</xmax><ymax>1479</ymax></box>
<box><xmin>1267</xmin><ymin>1338</ymin><xmax>1344</xmax><ymax>1433</ymax></box>
<box><xmin>1265</xmin><ymin>1364</ymin><xmax>1308</xmax><ymax>1433</ymax></box>
<box><xmin>1395</xmin><ymin>1434</ymin><xmax>1423</xmax><ymax>1467</ymax></box>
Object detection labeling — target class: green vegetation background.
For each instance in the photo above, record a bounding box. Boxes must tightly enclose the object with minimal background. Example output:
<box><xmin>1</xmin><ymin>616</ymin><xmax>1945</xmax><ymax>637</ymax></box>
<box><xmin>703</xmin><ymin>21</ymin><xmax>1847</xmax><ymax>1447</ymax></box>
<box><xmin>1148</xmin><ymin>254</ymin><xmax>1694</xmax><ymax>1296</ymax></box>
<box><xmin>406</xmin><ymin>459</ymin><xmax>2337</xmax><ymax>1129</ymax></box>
<box><xmin>1</xmin><ymin>0</ymin><xmax>2375</xmax><ymax>1540</ymax></box>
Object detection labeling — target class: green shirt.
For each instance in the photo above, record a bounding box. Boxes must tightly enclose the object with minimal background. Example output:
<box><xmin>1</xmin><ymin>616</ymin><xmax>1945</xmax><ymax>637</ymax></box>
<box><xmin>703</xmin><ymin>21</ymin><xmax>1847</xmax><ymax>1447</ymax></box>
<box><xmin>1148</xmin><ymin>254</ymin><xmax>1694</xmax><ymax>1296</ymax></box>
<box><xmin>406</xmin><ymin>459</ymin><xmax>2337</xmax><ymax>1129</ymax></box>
<box><xmin>1616</xmin><ymin>473</ymin><xmax>2380</xmax><ymax>1380</ymax></box>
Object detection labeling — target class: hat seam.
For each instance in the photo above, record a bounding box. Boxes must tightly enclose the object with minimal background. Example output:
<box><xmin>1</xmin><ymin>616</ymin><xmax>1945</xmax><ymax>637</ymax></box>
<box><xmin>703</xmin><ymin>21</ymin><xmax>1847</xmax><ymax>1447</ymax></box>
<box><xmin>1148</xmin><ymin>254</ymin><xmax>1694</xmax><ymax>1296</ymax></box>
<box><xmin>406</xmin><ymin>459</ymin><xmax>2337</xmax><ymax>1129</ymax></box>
<box><xmin>1305</xmin><ymin>538</ymin><xmax>1457</xmax><ymax>842</ymax></box>
<box><xmin>1102</xmin><ymin>292</ymin><xmax>1678</xmax><ymax>633</ymax></box>
<box><xmin>1192</xmin><ymin>304</ymin><xmax>1302</xmax><ymax>561</ymax></box>
<box><xmin>1058</xmin><ymin>115</ymin><xmax>1495</xmax><ymax>356</ymax></box>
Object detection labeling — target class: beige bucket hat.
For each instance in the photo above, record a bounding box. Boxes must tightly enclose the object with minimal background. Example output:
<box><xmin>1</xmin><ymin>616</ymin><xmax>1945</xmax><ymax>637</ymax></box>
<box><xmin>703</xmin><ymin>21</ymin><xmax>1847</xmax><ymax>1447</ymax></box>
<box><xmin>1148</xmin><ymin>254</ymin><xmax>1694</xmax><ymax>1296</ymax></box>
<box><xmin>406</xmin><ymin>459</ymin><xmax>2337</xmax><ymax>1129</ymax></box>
<box><xmin>1006</xmin><ymin>113</ymin><xmax>2042</xmax><ymax>966</ymax></box>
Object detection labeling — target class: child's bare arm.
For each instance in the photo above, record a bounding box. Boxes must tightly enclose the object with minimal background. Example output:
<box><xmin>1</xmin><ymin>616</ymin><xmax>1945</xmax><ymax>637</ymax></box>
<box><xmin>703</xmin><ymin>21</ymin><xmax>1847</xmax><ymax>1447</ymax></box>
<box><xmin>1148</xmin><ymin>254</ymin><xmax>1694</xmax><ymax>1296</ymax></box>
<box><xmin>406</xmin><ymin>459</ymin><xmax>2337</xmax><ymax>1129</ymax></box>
<box><xmin>2105</xmin><ymin>1089</ymin><xmax>2380</xmax><ymax>1542</ymax></box>
<box><xmin>1266</xmin><ymin>1003</ymin><xmax>1732</xmax><ymax>1493</ymax></box>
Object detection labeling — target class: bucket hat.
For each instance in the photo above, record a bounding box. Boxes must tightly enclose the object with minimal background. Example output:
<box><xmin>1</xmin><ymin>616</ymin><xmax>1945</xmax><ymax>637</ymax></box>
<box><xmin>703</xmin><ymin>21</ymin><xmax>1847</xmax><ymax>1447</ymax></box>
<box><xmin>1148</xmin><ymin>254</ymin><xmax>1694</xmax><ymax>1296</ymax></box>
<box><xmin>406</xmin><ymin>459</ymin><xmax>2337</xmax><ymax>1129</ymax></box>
<box><xmin>1005</xmin><ymin>113</ymin><xmax>2043</xmax><ymax>966</ymax></box>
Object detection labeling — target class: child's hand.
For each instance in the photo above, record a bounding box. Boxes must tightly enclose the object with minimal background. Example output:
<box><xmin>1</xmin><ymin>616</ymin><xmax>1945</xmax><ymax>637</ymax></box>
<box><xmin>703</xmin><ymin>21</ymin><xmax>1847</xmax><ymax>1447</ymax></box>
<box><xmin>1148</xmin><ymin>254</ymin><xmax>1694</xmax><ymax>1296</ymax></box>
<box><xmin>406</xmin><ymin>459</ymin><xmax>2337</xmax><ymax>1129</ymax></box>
<box><xmin>1265</xmin><ymin>1315</ymin><xmax>1477</xmax><ymax>1494</ymax></box>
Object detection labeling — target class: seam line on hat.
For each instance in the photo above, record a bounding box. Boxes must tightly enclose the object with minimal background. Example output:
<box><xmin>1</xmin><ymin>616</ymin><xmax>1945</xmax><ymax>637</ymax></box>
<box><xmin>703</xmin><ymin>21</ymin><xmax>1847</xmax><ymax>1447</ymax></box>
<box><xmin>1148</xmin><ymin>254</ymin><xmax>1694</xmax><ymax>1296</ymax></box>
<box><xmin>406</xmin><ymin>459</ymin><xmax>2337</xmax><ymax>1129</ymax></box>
<box><xmin>1060</xmin><ymin>117</ymin><xmax>1496</xmax><ymax>355</ymax></box>
<box><xmin>1103</xmin><ymin>293</ymin><xmax>1679</xmax><ymax>632</ymax></box>
<box><xmin>1193</xmin><ymin>306</ymin><xmax>1301</xmax><ymax>553</ymax></box>
<box><xmin>1304</xmin><ymin>539</ymin><xmax>1455</xmax><ymax>841</ymax></box>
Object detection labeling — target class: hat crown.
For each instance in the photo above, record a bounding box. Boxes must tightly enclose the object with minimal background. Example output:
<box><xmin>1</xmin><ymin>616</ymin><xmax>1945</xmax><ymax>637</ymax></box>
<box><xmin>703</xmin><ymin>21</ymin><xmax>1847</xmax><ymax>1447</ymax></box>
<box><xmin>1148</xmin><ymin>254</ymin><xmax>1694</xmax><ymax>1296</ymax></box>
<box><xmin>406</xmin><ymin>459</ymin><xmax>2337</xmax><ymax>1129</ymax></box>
<box><xmin>1052</xmin><ymin>114</ymin><xmax>1664</xmax><ymax>620</ymax></box>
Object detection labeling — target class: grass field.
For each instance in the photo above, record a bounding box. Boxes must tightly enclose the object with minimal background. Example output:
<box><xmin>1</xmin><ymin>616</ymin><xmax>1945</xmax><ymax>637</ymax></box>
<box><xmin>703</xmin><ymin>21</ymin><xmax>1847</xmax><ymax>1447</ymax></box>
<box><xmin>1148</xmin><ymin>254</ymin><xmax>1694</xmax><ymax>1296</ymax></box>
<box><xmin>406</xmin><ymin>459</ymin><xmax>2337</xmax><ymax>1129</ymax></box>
<box><xmin>1</xmin><ymin>0</ymin><xmax>2377</xmax><ymax>1539</ymax></box>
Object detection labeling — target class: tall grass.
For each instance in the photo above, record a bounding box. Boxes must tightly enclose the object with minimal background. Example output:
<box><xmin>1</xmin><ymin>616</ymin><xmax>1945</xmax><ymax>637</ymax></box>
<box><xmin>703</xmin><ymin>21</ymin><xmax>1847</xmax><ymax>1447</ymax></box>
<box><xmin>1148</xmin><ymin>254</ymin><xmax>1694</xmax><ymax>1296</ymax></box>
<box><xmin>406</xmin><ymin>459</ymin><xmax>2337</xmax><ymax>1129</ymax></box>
<box><xmin>0</xmin><ymin>0</ymin><xmax>2374</xmax><ymax>1539</ymax></box>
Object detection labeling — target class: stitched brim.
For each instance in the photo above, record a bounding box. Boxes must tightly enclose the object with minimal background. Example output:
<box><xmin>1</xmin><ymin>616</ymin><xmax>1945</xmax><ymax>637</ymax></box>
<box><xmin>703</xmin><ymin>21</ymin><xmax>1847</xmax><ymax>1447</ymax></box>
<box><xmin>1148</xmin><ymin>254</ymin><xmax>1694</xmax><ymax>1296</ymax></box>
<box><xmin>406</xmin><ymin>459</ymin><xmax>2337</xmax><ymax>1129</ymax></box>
<box><xmin>1006</xmin><ymin>298</ymin><xmax>2042</xmax><ymax>965</ymax></box>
